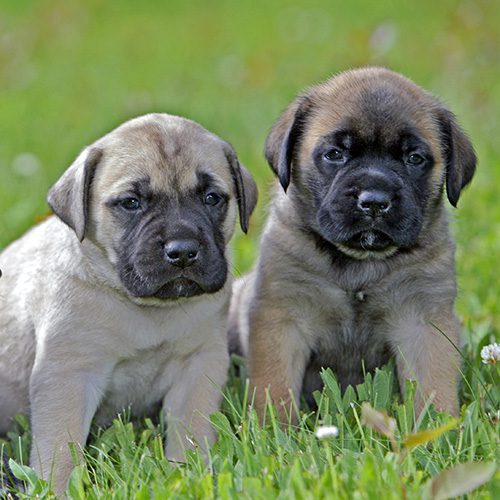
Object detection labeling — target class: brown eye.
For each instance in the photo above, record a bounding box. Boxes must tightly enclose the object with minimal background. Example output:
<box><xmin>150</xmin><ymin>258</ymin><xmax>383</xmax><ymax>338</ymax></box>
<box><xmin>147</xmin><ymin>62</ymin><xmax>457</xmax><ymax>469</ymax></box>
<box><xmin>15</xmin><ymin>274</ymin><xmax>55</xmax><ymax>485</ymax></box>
<box><xmin>407</xmin><ymin>153</ymin><xmax>425</xmax><ymax>165</ymax></box>
<box><xmin>324</xmin><ymin>148</ymin><xmax>344</xmax><ymax>162</ymax></box>
<box><xmin>120</xmin><ymin>198</ymin><xmax>141</xmax><ymax>210</ymax></box>
<box><xmin>204</xmin><ymin>193</ymin><xmax>221</xmax><ymax>206</ymax></box>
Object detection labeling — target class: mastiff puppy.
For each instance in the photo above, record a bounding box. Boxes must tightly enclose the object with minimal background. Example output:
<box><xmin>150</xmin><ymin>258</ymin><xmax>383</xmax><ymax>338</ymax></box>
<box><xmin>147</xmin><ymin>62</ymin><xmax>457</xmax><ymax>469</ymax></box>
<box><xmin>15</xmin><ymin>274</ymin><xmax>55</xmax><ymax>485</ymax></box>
<box><xmin>0</xmin><ymin>113</ymin><xmax>257</xmax><ymax>495</ymax></box>
<box><xmin>229</xmin><ymin>67</ymin><xmax>476</xmax><ymax>420</ymax></box>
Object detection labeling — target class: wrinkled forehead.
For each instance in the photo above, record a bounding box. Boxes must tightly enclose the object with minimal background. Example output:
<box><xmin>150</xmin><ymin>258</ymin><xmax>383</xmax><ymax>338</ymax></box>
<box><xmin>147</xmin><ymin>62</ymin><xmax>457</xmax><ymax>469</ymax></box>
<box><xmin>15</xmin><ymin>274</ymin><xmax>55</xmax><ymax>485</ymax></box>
<box><xmin>304</xmin><ymin>77</ymin><xmax>441</xmax><ymax>152</ymax></box>
<box><xmin>96</xmin><ymin>118</ymin><xmax>232</xmax><ymax>196</ymax></box>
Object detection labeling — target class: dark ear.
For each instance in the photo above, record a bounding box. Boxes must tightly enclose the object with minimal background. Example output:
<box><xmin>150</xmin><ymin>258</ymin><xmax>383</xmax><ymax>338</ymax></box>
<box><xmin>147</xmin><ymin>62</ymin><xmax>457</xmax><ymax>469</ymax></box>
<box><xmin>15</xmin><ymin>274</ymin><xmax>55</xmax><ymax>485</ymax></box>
<box><xmin>264</xmin><ymin>96</ymin><xmax>312</xmax><ymax>192</ymax></box>
<box><xmin>437</xmin><ymin>108</ymin><xmax>477</xmax><ymax>207</ymax></box>
<box><xmin>47</xmin><ymin>147</ymin><xmax>103</xmax><ymax>241</ymax></box>
<box><xmin>223</xmin><ymin>145</ymin><xmax>258</xmax><ymax>234</ymax></box>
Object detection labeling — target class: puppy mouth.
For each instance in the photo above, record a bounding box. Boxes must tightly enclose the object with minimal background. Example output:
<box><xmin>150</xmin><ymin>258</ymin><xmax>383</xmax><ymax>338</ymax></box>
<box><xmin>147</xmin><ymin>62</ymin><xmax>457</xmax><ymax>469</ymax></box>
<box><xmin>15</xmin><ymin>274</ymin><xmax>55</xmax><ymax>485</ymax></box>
<box><xmin>344</xmin><ymin>230</ymin><xmax>395</xmax><ymax>251</ymax></box>
<box><xmin>152</xmin><ymin>278</ymin><xmax>204</xmax><ymax>300</ymax></box>
<box><xmin>120</xmin><ymin>258</ymin><xmax>228</xmax><ymax>301</ymax></box>
<box><xmin>334</xmin><ymin>230</ymin><xmax>398</xmax><ymax>260</ymax></box>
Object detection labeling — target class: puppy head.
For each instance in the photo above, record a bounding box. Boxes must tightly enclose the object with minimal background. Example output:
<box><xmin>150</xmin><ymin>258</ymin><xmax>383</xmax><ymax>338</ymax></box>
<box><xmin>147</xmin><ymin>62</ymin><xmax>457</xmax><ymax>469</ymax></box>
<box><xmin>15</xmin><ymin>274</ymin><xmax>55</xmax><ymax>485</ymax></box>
<box><xmin>265</xmin><ymin>67</ymin><xmax>476</xmax><ymax>260</ymax></box>
<box><xmin>48</xmin><ymin>113</ymin><xmax>258</xmax><ymax>302</ymax></box>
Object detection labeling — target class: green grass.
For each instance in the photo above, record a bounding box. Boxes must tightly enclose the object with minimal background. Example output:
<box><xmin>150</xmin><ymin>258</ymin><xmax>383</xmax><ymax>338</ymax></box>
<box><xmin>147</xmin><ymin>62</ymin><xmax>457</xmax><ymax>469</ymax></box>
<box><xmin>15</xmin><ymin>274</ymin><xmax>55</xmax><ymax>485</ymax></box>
<box><xmin>2</xmin><ymin>353</ymin><xmax>499</xmax><ymax>499</ymax></box>
<box><xmin>0</xmin><ymin>0</ymin><xmax>499</xmax><ymax>498</ymax></box>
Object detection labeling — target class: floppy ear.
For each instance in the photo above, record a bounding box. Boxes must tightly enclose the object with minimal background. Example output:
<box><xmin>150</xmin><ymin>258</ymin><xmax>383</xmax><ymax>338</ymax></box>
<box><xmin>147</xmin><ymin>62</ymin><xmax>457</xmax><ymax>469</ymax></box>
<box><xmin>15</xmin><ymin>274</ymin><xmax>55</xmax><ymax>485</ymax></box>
<box><xmin>224</xmin><ymin>145</ymin><xmax>258</xmax><ymax>234</ymax></box>
<box><xmin>264</xmin><ymin>96</ymin><xmax>312</xmax><ymax>192</ymax></box>
<box><xmin>47</xmin><ymin>147</ymin><xmax>103</xmax><ymax>241</ymax></box>
<box><xmin>437</xmin><ymin>108</ymin><xmax>477</xmax><ymax>207</ymax></box>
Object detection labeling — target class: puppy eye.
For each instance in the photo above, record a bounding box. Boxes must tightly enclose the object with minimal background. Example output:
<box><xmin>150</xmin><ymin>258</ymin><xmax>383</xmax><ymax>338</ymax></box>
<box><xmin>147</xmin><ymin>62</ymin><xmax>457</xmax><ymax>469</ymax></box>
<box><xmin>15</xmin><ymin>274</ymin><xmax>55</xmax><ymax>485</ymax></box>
<box><xmin>324</xmin><ymin>148</ymin><xmax>344</xmax><ymax>162</ymax></box>
<box><xmin>120</xmin><ymin>197</ymin><xmax>141</xmax><ymax>210</ymax></box>
<box><xmin>204</xmin><ymin>192</ymin><xmax>222</xmax><ymax>206</ymax></box>
<box><xmin>407</xmin><ymin>153</ymin><xmax>425</xmax><ymax>165</ymax></box>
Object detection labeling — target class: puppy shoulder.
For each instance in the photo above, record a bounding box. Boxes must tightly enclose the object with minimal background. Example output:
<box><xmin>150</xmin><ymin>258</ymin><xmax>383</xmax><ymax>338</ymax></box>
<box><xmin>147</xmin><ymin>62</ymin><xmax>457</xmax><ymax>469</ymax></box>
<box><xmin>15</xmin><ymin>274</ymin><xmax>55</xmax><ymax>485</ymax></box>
<box><xmin>0</xmin><ymin>216</ymin><xmax>90</xmax><ymax>322</ymax></box>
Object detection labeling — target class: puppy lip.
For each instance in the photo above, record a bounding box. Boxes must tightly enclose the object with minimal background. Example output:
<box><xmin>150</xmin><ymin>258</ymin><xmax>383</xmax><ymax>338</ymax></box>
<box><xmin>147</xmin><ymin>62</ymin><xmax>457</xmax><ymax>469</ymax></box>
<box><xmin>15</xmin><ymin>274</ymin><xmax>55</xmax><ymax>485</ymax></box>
<box><xmin>129</xmin><ymin>277</ymin><xmax>204</xmax><ymax>300</ymax></box>
<box><xmin>343</xmin><ymin>229</ymin><xmax>395</xmax><ymax>251</ymax></box>
<box><xmin>154</xmin><ymin>277</ymin><xmax>203</xmax><ymax>298</ymax></box>
<box><xmin>335</xmin><ymin>242</ymin><xmax>399</xmax><ymax>260</ymax></box>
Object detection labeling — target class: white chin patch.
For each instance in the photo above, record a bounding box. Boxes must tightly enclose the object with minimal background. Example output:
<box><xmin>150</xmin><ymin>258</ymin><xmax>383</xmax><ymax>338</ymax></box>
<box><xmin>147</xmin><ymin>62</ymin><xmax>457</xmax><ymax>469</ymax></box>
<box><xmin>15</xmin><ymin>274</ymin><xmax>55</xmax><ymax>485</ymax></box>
<box><xmin>335</xmin><ymin>243</ymin><xmax>398</xmax><ymax>260</ymax></box>
<box><xmin>363</xmin><ymin>231</ymin><xmax>376</xmax><ymax>247</ymax></box>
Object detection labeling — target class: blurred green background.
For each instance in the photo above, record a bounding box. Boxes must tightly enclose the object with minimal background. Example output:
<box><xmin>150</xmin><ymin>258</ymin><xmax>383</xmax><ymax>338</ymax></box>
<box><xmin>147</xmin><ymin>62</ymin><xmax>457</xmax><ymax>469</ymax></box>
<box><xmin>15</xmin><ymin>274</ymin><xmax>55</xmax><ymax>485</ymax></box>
<box><xmin>0</xmin><ymin>0</ymin><xmax>498</xmax><ymax>333</ymax></box>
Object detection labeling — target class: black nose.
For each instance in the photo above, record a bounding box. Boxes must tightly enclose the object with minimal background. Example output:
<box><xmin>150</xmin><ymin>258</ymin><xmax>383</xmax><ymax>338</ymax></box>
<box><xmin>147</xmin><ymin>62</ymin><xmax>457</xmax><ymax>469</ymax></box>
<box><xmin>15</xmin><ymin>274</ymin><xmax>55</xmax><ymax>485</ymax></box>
<box><xmin>164</xmin><ymin>239</ymin><xmax>200</xmax><ymax>268</ymax></box>
<box><xmin>357</xmin><ymin>190</ymin><xmax>392</xmax><ymax>217</ymax></box>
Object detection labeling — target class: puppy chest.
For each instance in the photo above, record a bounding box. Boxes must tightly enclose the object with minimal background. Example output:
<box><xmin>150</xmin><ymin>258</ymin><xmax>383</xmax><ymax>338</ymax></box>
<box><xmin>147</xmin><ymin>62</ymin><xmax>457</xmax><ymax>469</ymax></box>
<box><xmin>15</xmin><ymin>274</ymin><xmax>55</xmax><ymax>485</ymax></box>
<box><xmin>95</xmin><ymin>344</ymin><xmax>176</xmax><ymax>424</ymax></box>
<box><xmin>305</xmin><ymin>294</ymin><xmax>392</xmax><ymax>392</ymax></box>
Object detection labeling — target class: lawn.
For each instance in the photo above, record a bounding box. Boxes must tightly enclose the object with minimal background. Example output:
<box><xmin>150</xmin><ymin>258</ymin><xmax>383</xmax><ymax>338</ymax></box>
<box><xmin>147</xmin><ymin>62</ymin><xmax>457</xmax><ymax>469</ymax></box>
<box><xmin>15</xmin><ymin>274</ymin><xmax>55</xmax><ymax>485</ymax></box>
<box><xmin>0</xmin><ymin>0</ymin><xmax>498</xmax><ymax>498</ymax></box>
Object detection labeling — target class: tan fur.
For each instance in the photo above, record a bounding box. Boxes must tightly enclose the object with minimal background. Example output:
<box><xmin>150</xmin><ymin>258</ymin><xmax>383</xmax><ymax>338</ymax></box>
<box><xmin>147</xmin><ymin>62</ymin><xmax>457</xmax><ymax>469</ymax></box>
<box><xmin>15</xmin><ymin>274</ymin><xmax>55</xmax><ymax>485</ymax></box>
<box><xmin>229</xmin><ymin>68</ymin><xmax>475</xmax><ymax>422</ymax></box>
<box><xmin>0</xmin><ymin>113</ymin><xmax>257</xmax><ymax>496</ymax></box>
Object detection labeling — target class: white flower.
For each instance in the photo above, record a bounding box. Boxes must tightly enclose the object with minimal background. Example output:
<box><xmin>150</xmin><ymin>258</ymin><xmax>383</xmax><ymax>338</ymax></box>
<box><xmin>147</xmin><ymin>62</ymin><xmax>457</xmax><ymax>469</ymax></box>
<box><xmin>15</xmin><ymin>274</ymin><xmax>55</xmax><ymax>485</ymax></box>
<box><xmin>11</xmin><ymin>152</ymin><xmax>40</xmax><ymax>177</ymax></box>
<box><xmin>480</xmin><ymin>343</ymin><xmax>500</xmax><ymax>365</ymax></box>
<box><xmin>315</xmin><ymin>425</ymin><xmax>339</xmax><ymax>439</ymax></box>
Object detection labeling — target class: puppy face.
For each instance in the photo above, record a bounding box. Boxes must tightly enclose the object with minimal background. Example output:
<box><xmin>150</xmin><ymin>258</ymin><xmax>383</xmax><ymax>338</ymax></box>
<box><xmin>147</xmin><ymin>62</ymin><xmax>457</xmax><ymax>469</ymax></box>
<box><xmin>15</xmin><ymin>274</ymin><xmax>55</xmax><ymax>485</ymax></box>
<box><xmin>48</xmin><ymin>114</ymin><xmax>257</xmax><ymax>302</ymax></box>
<box><xmin>265</xmin><ymin>68</ymin><xmax>476</xmax><ymax>260</ymax></box>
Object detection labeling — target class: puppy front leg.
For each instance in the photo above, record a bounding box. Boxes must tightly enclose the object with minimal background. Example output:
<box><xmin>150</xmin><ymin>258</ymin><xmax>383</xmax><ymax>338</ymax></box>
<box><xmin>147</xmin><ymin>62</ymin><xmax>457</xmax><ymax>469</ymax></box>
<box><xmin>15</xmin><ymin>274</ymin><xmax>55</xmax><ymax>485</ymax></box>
<box><xmin>392</xmin><ymin>312</ymin><xmax>461</xmax><ymax>416</ymax></box>
<box><xmin>248</xmin><ymin>305</ymin><xmax>310</xmax><ymax>424</ymax></box>
<box><xmin>29</xmin><ymin>360</ymin><xmax>107</xmax><ymax>497</ymax></box>
<box><xmin>162</xmin><ymin>346</ymin><xmax>229</xmax><ymax>464</ymax></box>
